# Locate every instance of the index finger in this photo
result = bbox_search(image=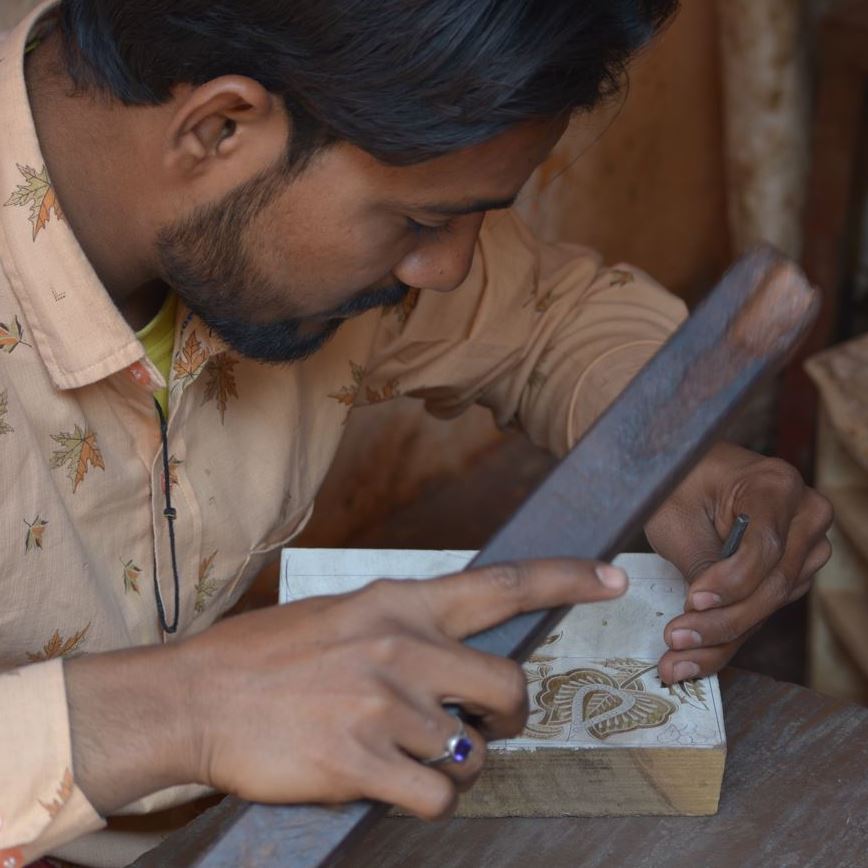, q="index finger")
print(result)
[414,558,628,640]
